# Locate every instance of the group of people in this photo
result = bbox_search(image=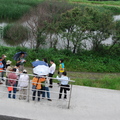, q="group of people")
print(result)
[0,53,70,102]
